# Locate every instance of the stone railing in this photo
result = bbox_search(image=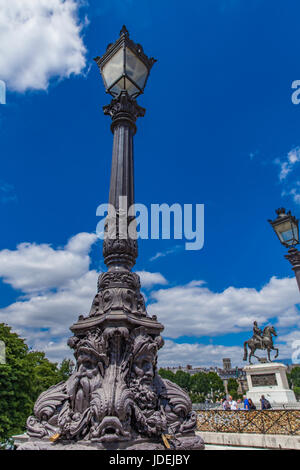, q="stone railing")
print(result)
[197,409,300,435]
